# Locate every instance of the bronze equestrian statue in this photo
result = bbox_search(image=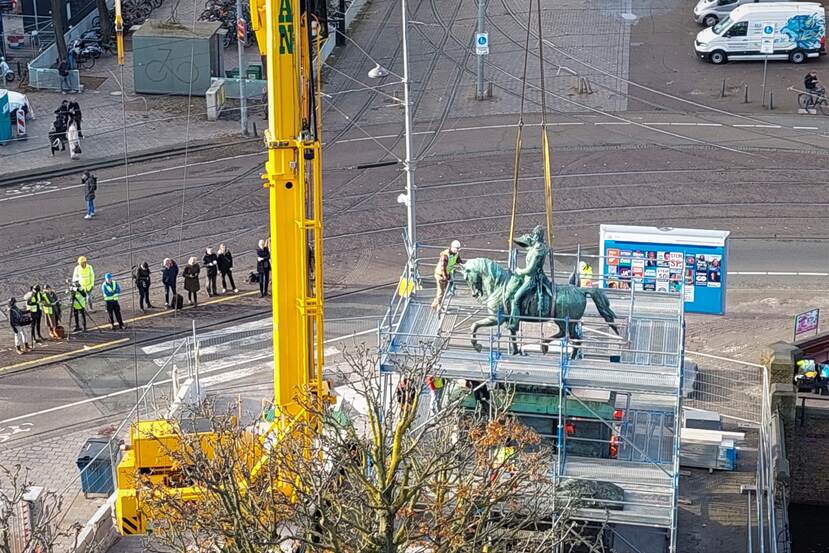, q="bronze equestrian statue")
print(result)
[459,226,618,356]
